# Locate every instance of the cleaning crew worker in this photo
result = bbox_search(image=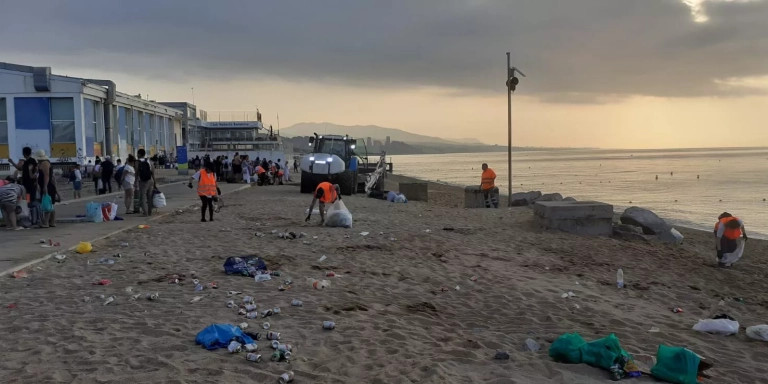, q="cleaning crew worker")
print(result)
[714,212,747,266]
[305,181,341,225]
[480,163,498,208]
[255,165,267,185]
[189,160,218,222]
